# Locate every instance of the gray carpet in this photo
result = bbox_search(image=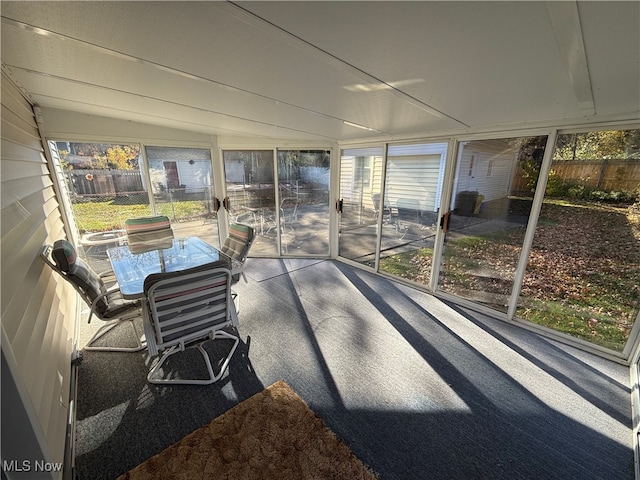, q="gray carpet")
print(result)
[74,258,633,480]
